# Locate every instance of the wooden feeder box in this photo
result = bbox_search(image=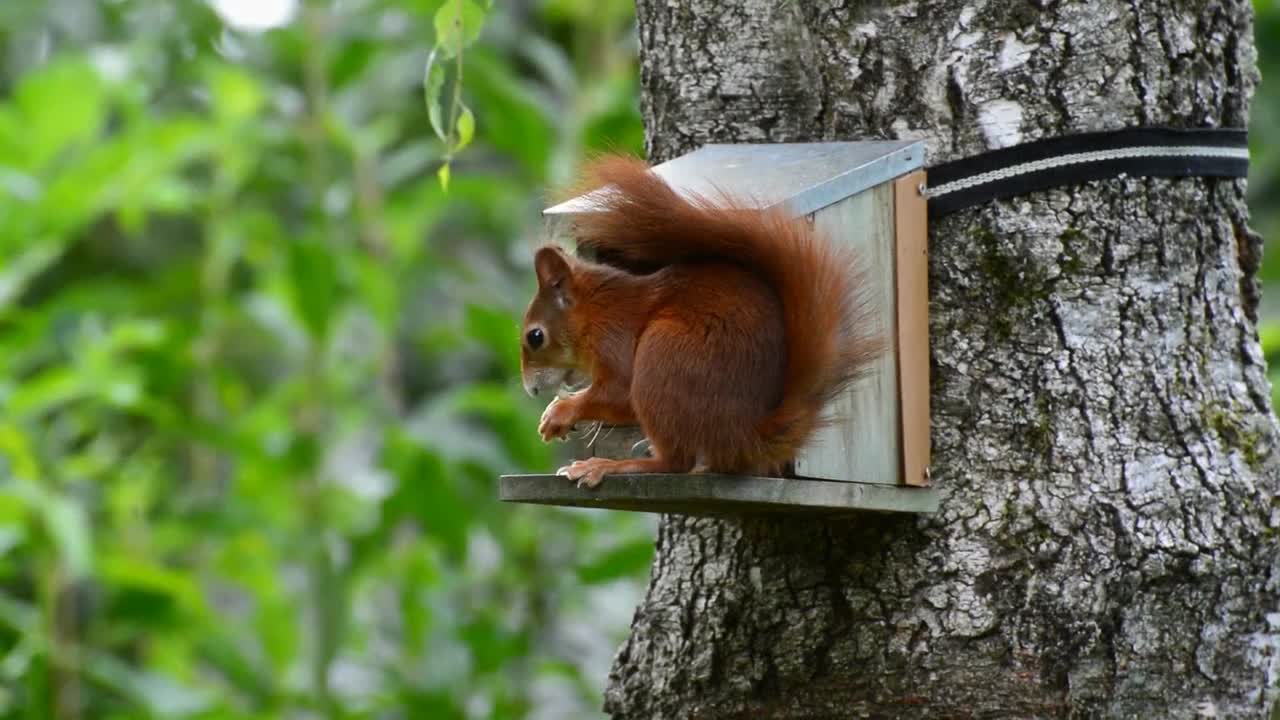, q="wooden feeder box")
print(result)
[500,142,936,516]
